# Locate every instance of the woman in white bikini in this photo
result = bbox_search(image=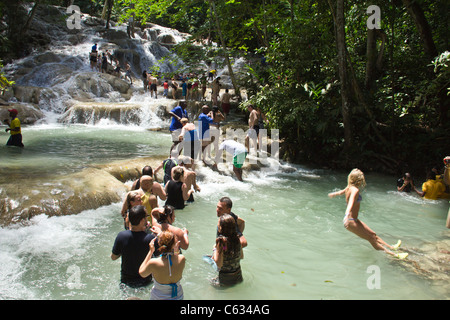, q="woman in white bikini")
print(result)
[328,168,407,259]
[139,231,185,300]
